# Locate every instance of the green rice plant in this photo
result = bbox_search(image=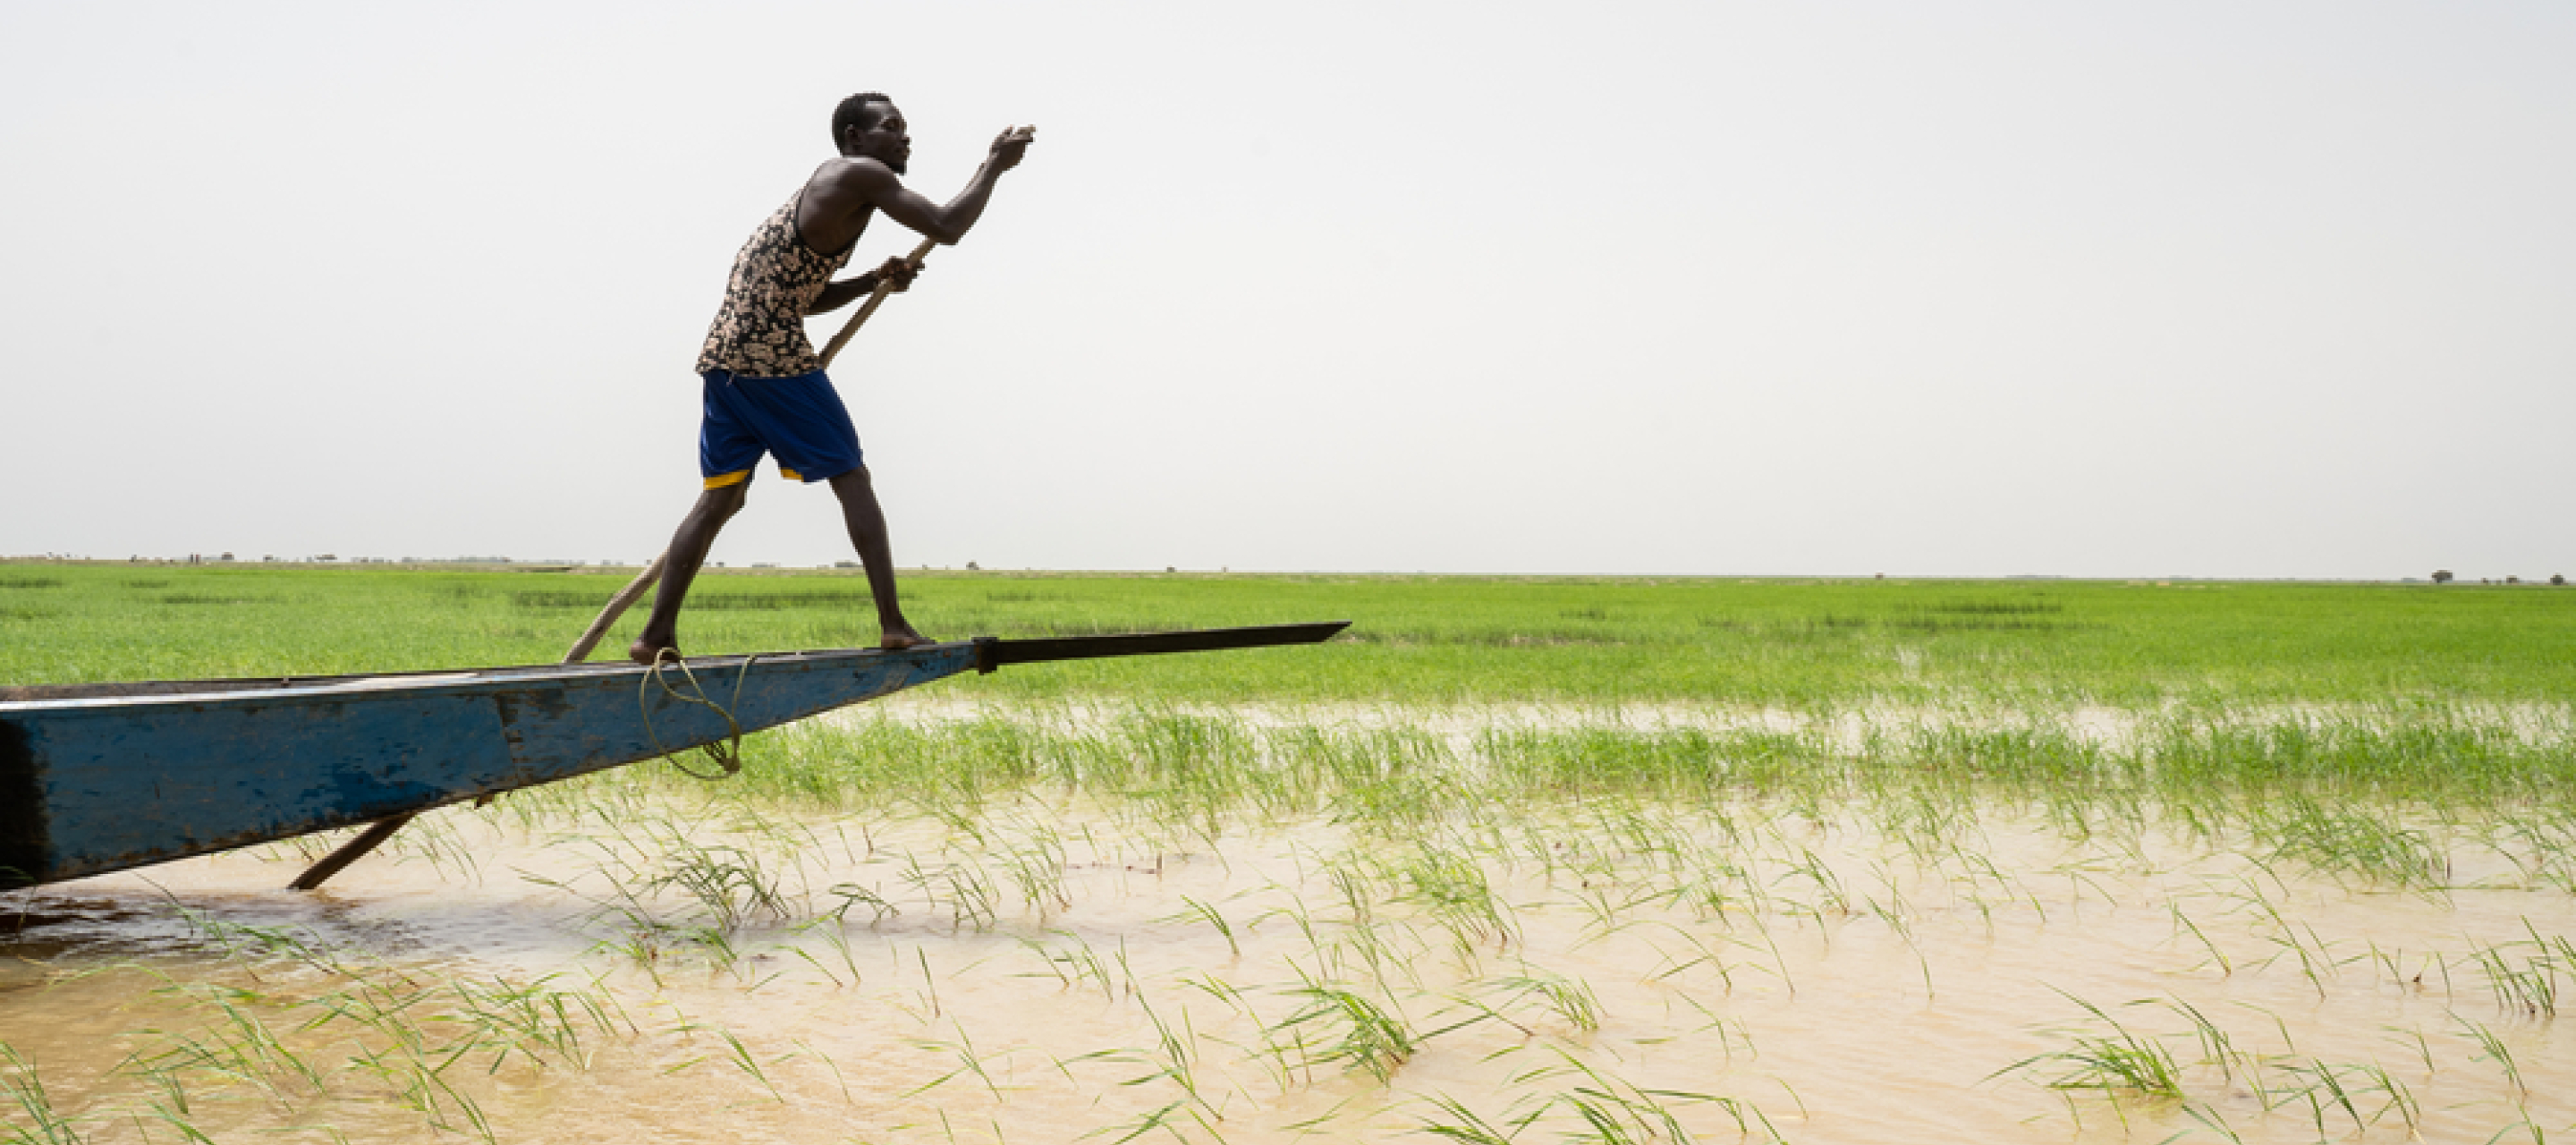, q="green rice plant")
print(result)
[894,849,1001,931]
[1165,896,1241,957]
[587,912,676,983]
[2265,1057,2423,1138]
[1320,852,1377,928]
[1385,843,1519,954]
[1108,937,1157,1005]
[1268,725,1454,808]
[906,1020,1013,1105]
[1082,1097,1231,1145]
[1327,754,1474,830]
[1411,1091,1542,1145]
[822,880,902,925]
[1887,724,2111,791]
[1055,1000,1225,1139]
[1132,994,1202,1091]
[1246,887,1324,948]
[377,807,485,883]
[1287,910,1416,995]
[108,917,644,1145]
[642,839,793,931]
[141,982,330,1099]
[730,717,1054,816]
[1567,883,1665,949]
[2453,1016,2530,1105]
[1537,1050,1750,1144]
[161,903,346,979]
[812,919,869,987]
[1479,727,1810,799]
[127,1067,216,1145]
[1859,782,1984,862]
[1774,846,1850,918]
[422,1063,498,1145]
[2157,997,2242,1082]
[2176,1100,2246,1144]
[718,1028,782,1102]
[996,825,1073,915]
[2224,885,2356,998]
[2357,1061,2423,1137]
[2247,793,2449,890]
[2486,806,2576,892]
[2144,715,2574,802]
[0,1044,85,1145]
[1020,932,1120,1000]
[1995,995,2186,1100]
[1118,711,1258,795]
[1860,869,1936,1001]
[1633,922,1742,998]
[681,923,746,974]
[1267,976,1419,1083]
[2168,904,2233,977]
[1484,972,1604,1034]
[782,938,852,988]
[784,1037,857,1107]
[1590,804,1705,879]
[2465,922,2573,1018]
[447,973,630,1070]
